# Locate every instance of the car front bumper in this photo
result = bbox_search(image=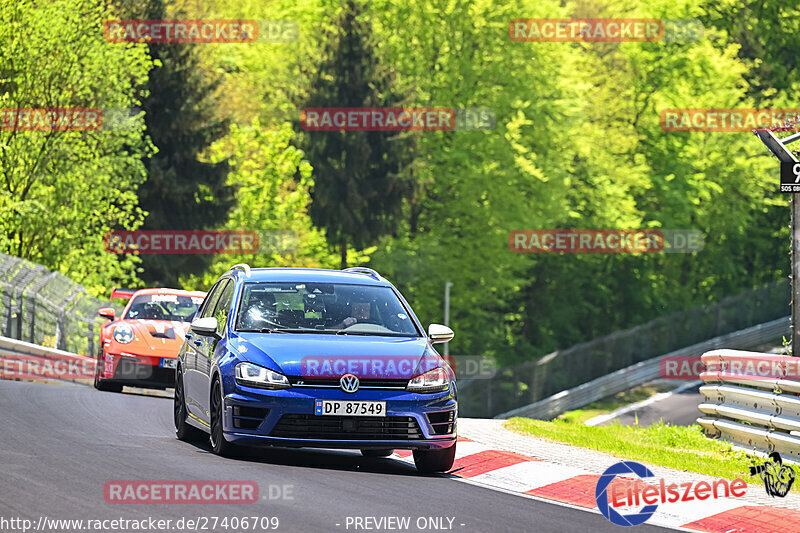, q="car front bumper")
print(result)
[102,352,176,388]
[221,381,457,450]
